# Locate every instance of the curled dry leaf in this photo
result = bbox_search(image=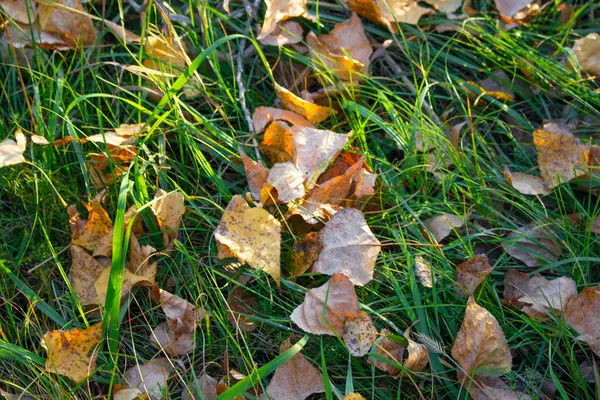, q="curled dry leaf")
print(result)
[415,256,435,288]
[533,129,589,188]
[345,0,434,31]
[115,358,173,400]
[0,130,26,168]
[0,0,37,24]
[455,254,493,297]
[267,162,306,202]
[103,19,141,44]
[69,245,108,307]
[82,123,145,146]
[252,106,314,134]
[260,120,295,164]
[266,339,325,400]
[503,169,551,196]
[290,274,360,335]
[501,223,561,267]
[573,33,600,76]
[240,150,269,202]
[403,327,429,373]
[312,208,380,286]
[152,189,185,251]
[291,232,322,277]
[343,311,378,357]
[214,195,281,285]
[228,275,258,332]
[423,213,465,242]
[30,134,50,145]
[41,321,103,383]
[93,205,143,258]
[368,329,405,377]
[306,13,373,80]
[318,150,363,184]
[451,297,512,379]
[565,285,600,357]
[67,193,113,255]
[275,85,333,126]
[257,0,314,45]
[260,20,304,46]
[37,0,97,46]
